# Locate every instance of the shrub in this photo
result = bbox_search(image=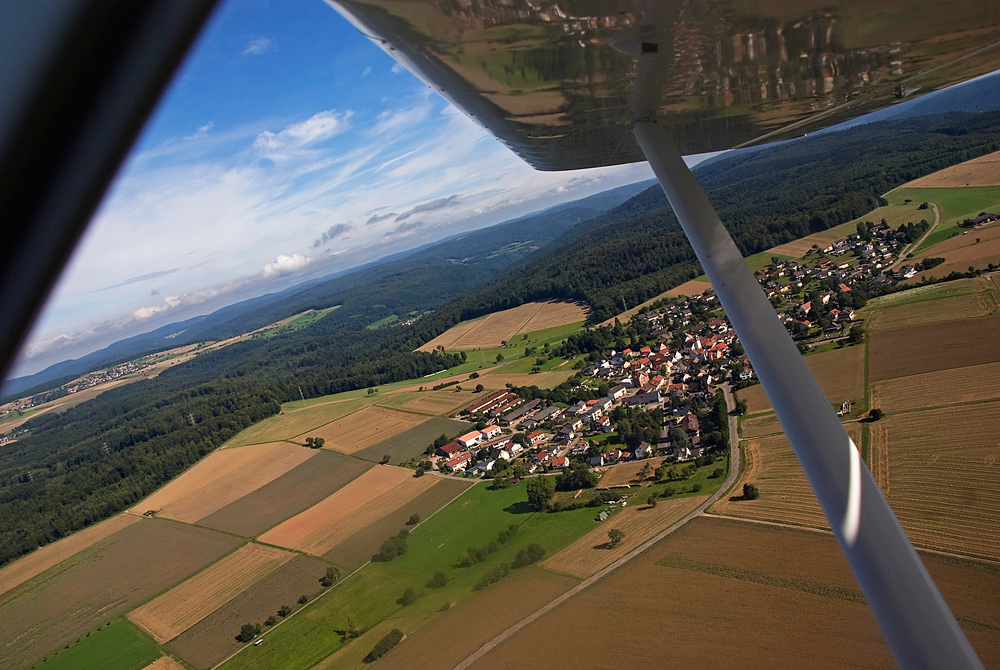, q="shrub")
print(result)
[237,622,261,643]
[398,587,418,606]
[743,483,760,500]
[364,628,404,662]
[430,571,448,588]
[298,594,309,605]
